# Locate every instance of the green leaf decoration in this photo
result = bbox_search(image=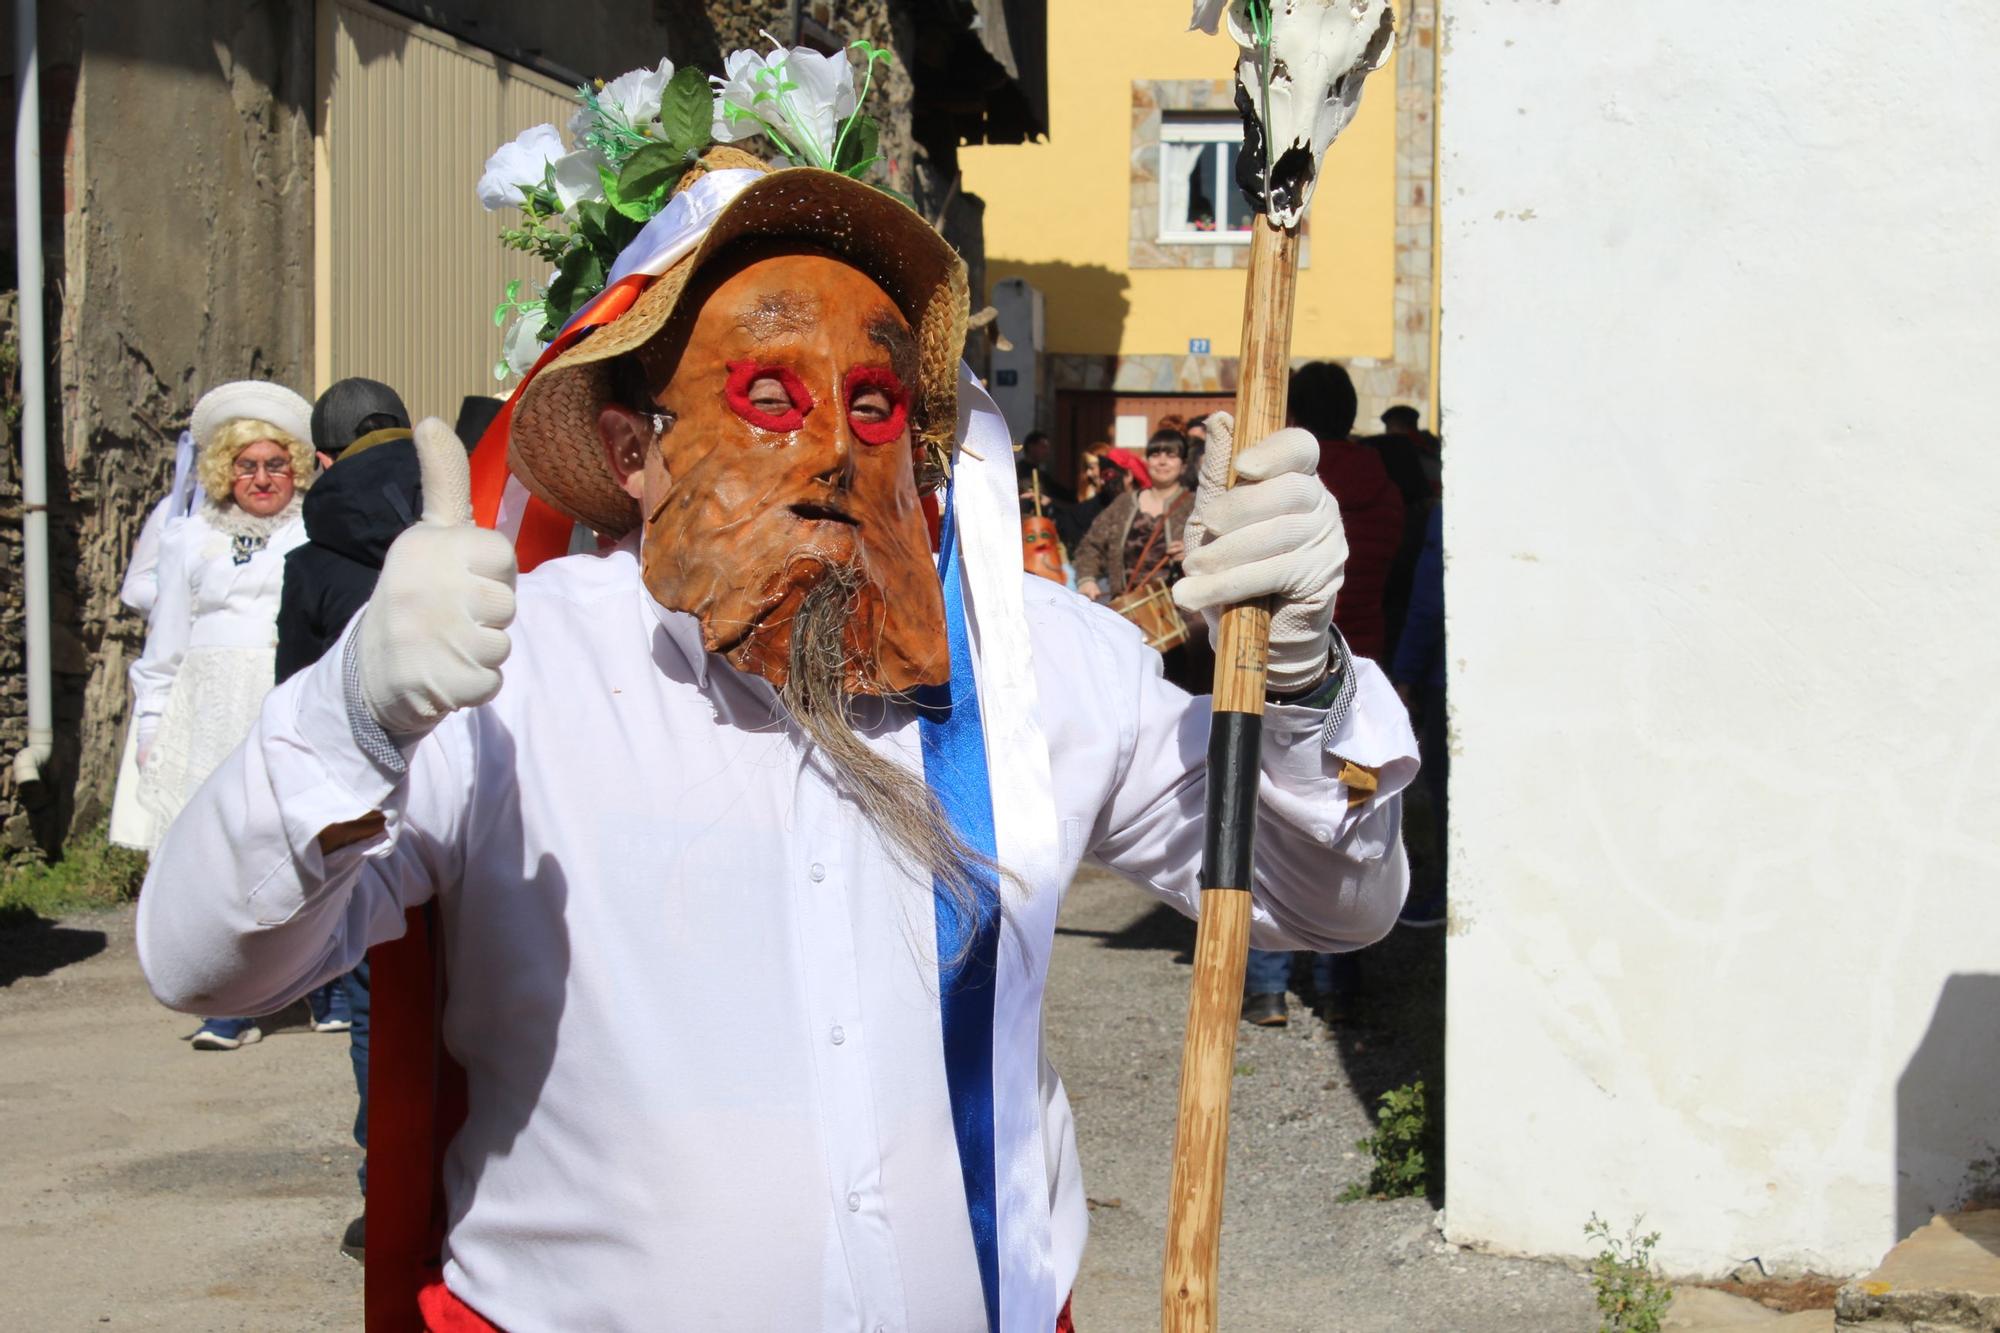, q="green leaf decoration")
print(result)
[617,142,689,208]
[602,206,643,253]
[600,164,638,221]
[657,66,715,158]
[570,199,612,252]
[835,112,879,176]
[542,244,608,337]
